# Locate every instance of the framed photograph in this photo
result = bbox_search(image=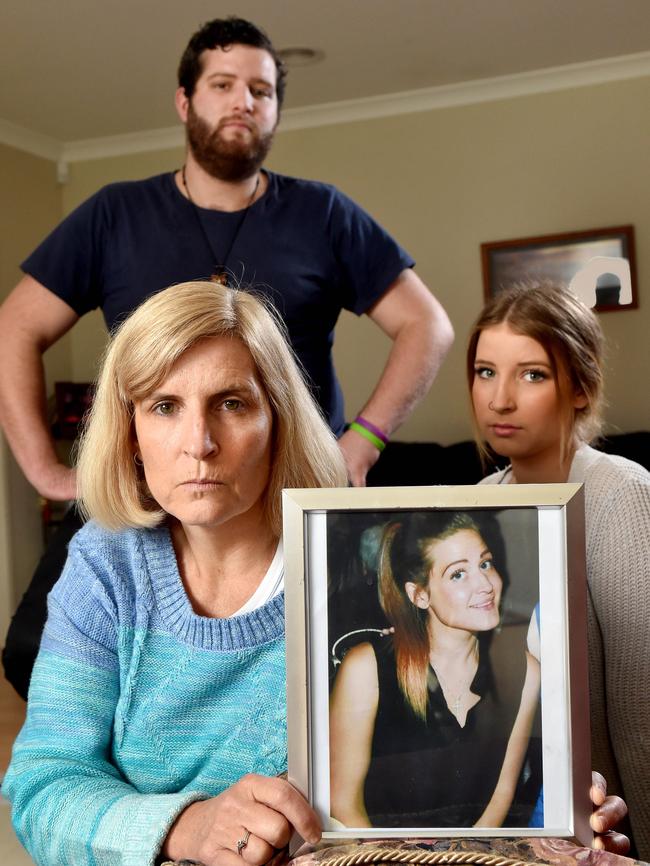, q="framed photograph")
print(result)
[284,484,591,844]
[481,225,637,312]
